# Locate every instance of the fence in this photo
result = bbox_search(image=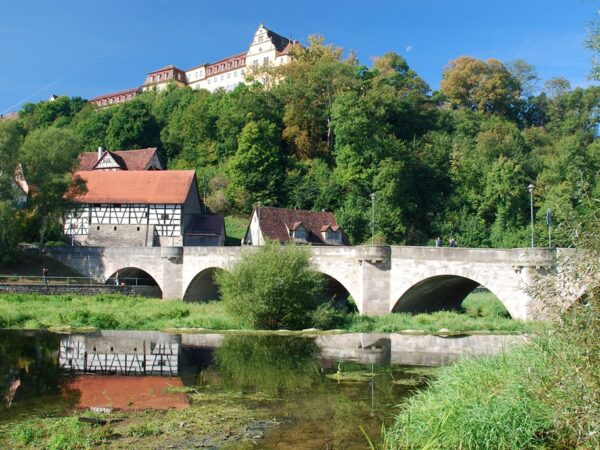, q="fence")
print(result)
[0,275,156,286]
